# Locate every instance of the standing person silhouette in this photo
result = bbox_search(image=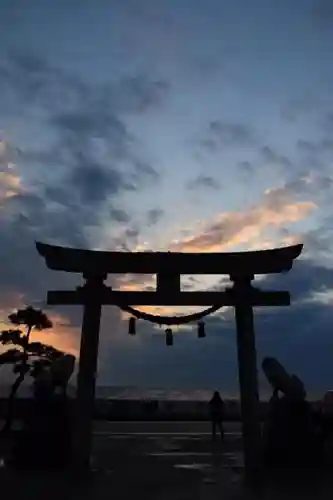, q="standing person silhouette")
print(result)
[209,391,225,442]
